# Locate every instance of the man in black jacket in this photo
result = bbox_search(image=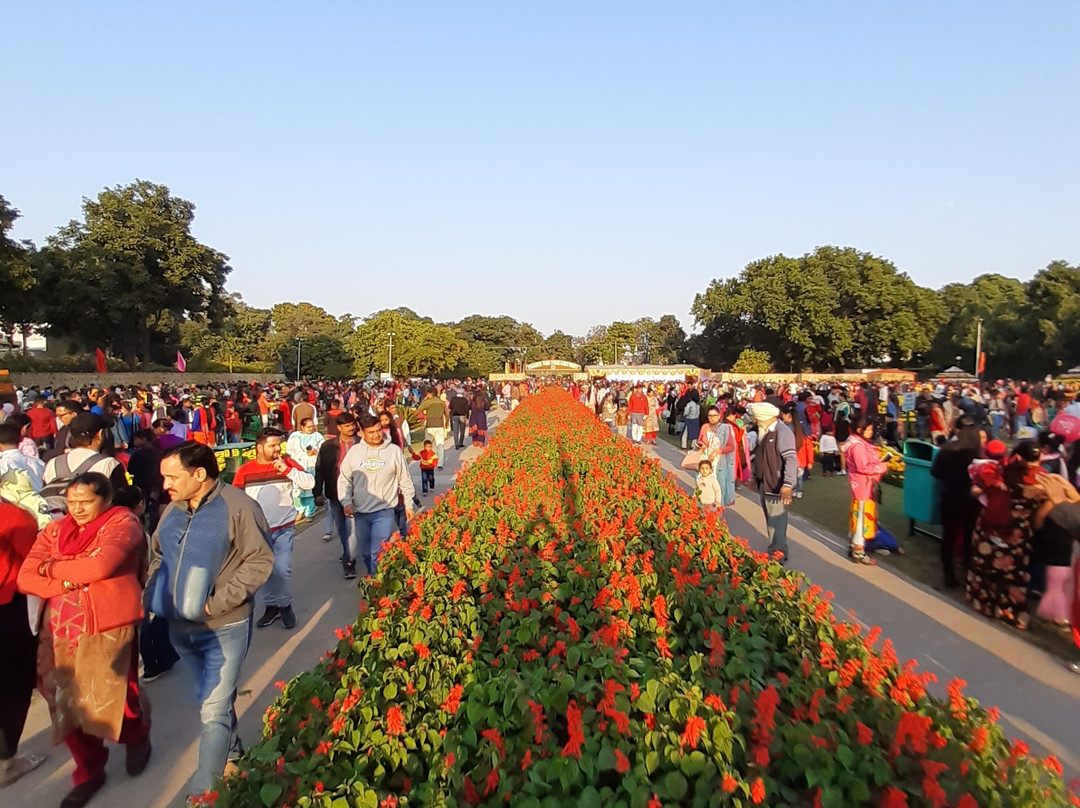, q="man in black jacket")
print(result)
[449,390,471,450]
[312,412,360,578]
[748,402,797,565]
